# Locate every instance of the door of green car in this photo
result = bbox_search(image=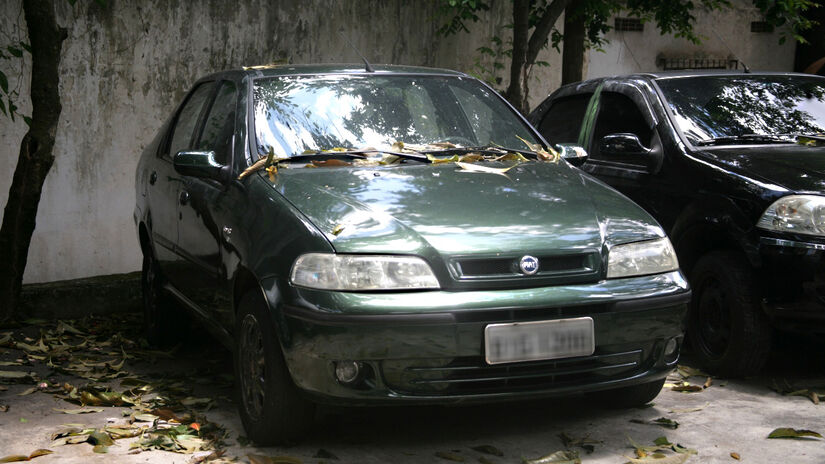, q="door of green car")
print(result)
[175,79,238,327]
[151,81,216,282]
